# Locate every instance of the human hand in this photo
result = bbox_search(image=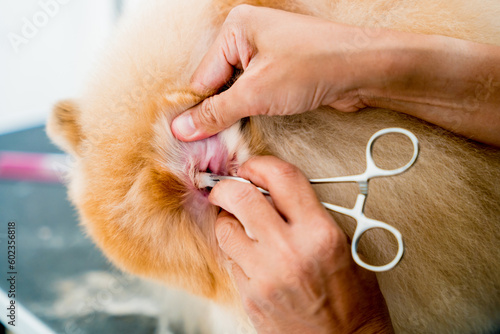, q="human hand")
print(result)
[209,156,394,334]
[171,5,389,141]
[171,5,500,145]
